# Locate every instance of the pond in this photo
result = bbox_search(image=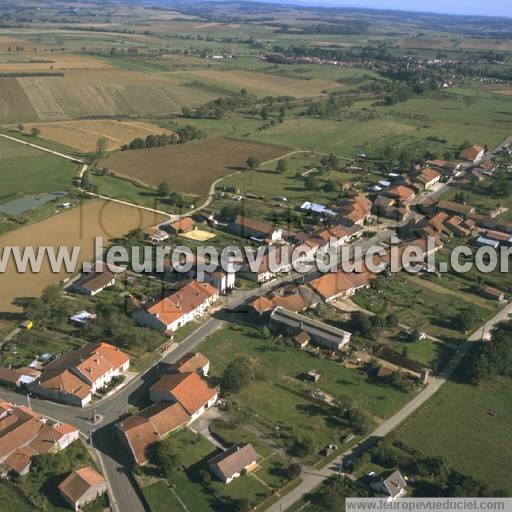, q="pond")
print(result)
[0,191,67,216]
